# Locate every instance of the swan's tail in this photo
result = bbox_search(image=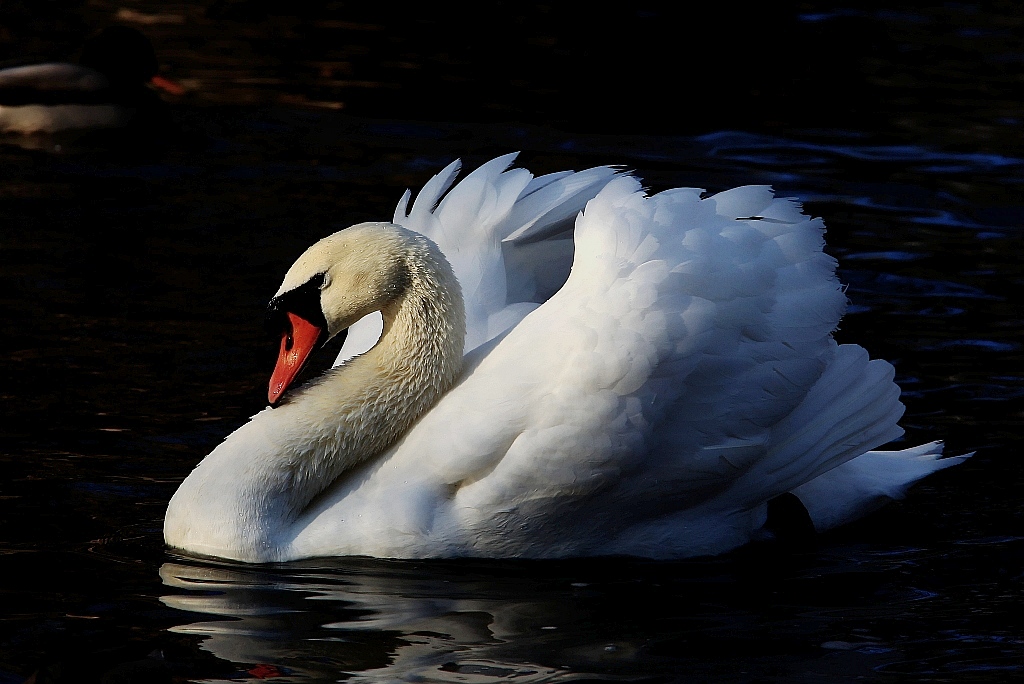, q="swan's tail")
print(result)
[790,441,972,531]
